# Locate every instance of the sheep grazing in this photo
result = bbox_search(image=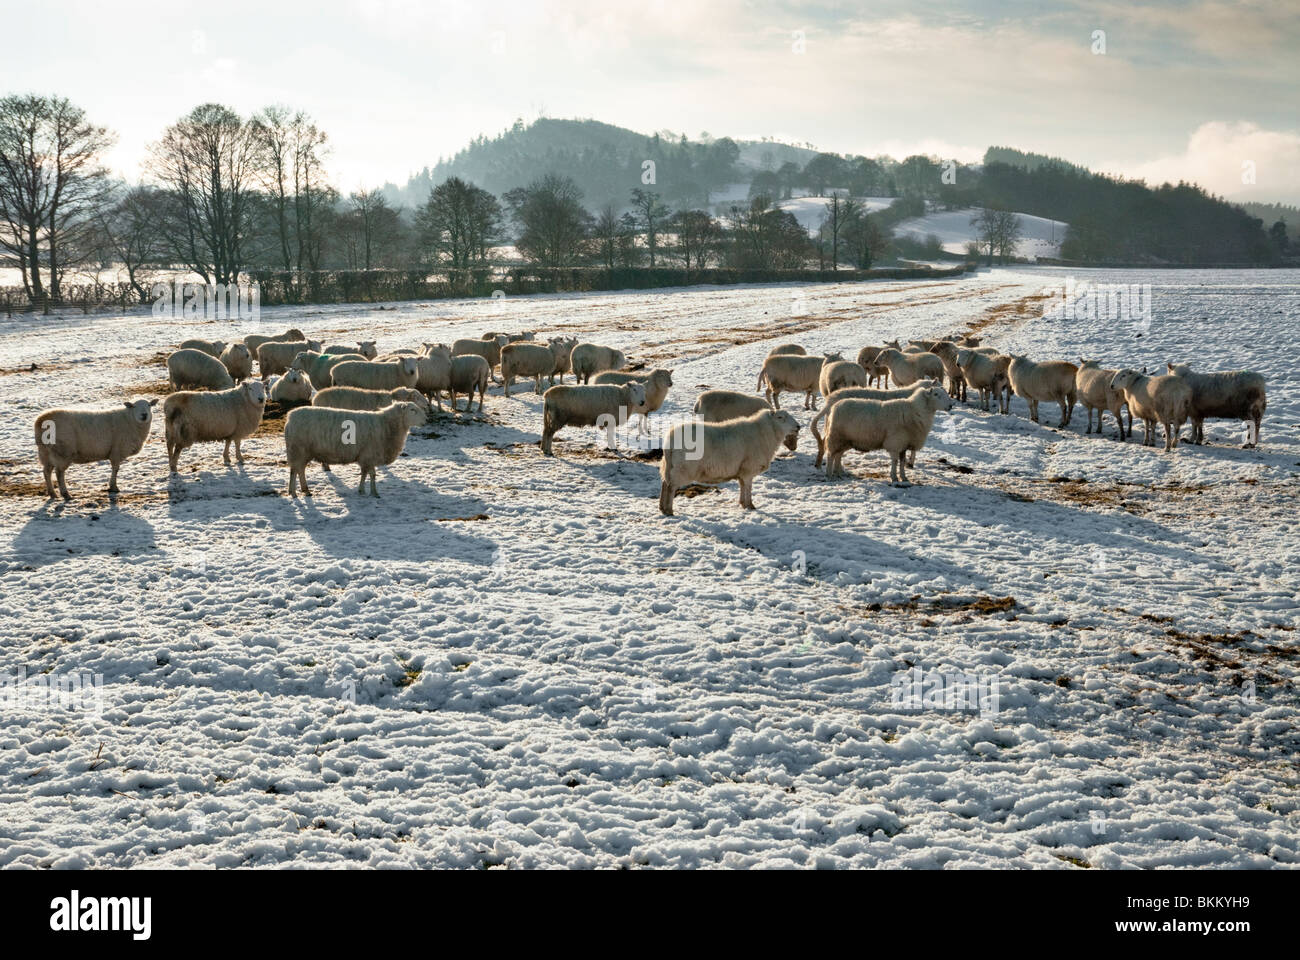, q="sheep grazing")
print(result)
[757,352,843,410]
[856,345,888,387]
[818,360,868,398]
[219,343,253,383]
[285,401,426,497]
[767,343,807,357]
[452,336,508,382]
[692,391,795,447]
[569,342,627,384]
[168,348,235,392]
[270,368,314,407]
[1075,360,1131,440]
[34,398,156,499]
[874,348,946,389]
[502,340,569,396]
[658,409,799,516]
[1165,363,1267,448]
[314,386,431,418]
[244,328,305,355]
[823,384,953,486]
[808,381,941,468]
[323,341,378,359]
[411,344,452,409]
[541,382,647,456]
[330,357,420,392]
[1109,369,1192,451]
[256,339,310,378]
[179,338,225,357]
[1008,356,1078,427]
[449,354,490,413]
[592,368,674,432]
[956,350,1008,413]
[163,380,267,475]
